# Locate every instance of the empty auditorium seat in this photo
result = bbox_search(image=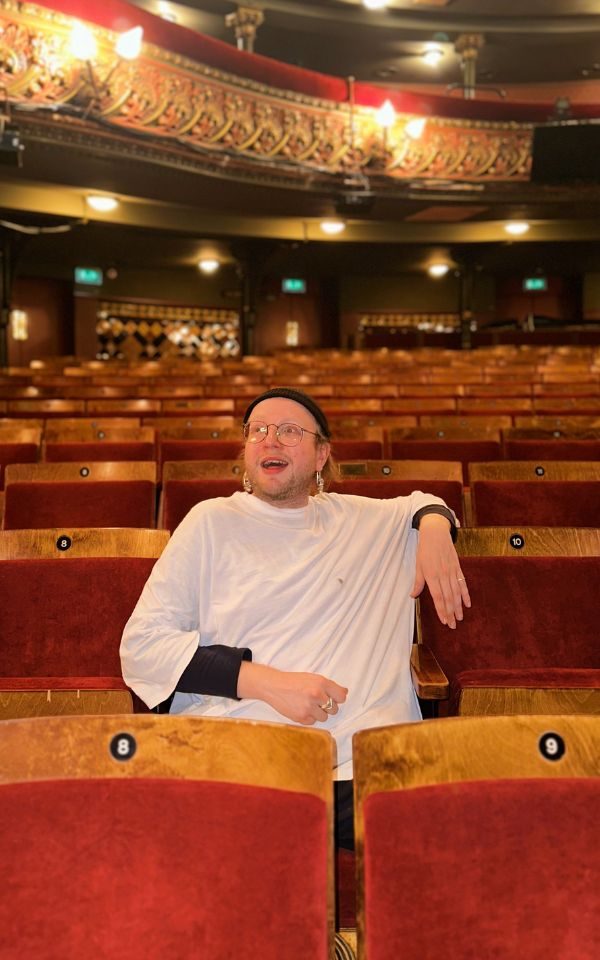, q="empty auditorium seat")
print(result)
[159,462,243,531]
[3,462,157,529]
[503,428,600,461]
[43,427,156,463]
[470,461,600,526]
[159,436,243,475]
[416,527,600,717]
[0,714,333,959]
[0,527,168,717]
[329,460,464,524]
[354,715,600,960]
[0,427,41,489]
[387,428,502,483]
[161,398,236,416]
